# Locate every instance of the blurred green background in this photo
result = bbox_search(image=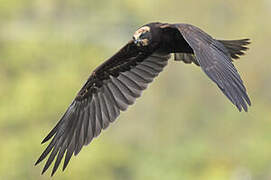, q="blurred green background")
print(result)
[0,0,271,179]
